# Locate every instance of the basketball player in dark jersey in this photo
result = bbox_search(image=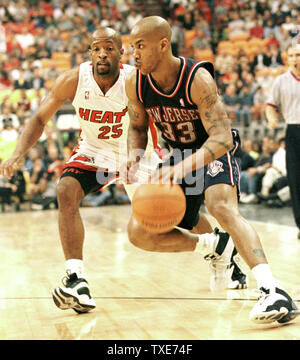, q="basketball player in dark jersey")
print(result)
[125,16,298,324]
